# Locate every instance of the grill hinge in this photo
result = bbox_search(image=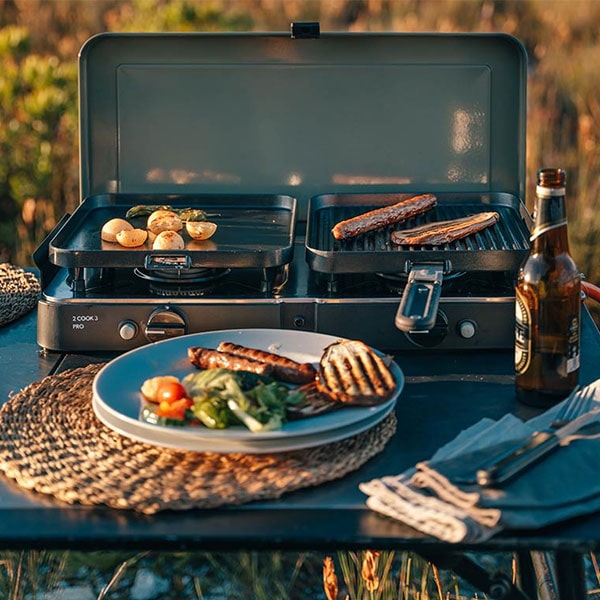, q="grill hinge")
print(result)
[290,22,320,39]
